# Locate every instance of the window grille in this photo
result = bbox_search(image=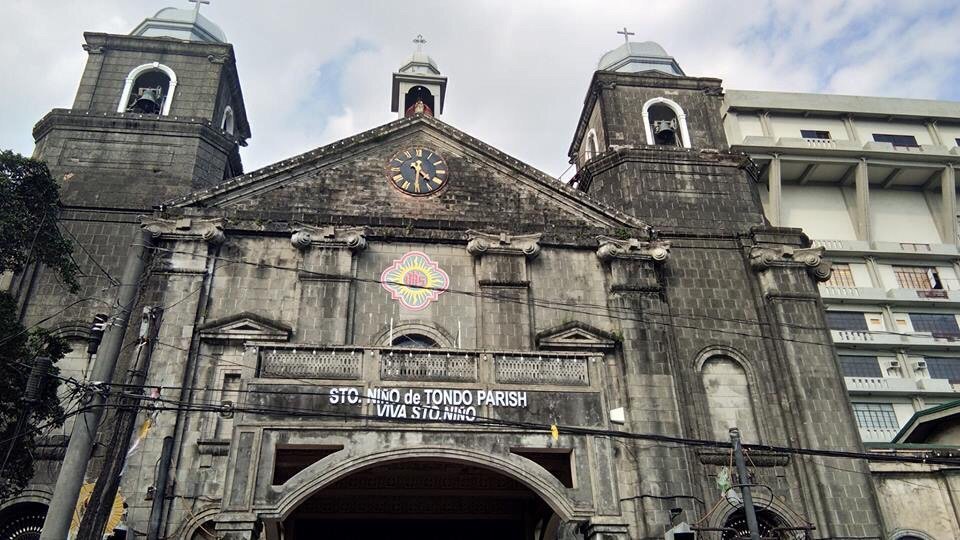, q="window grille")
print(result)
[925,357,960,383]
[893,266,940,289]
[851,402,898,430]
[825,311,868,331]
[908,313,960,339]
[839,356,882,378]
[872,133,919,148]
[824,263,856,287]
